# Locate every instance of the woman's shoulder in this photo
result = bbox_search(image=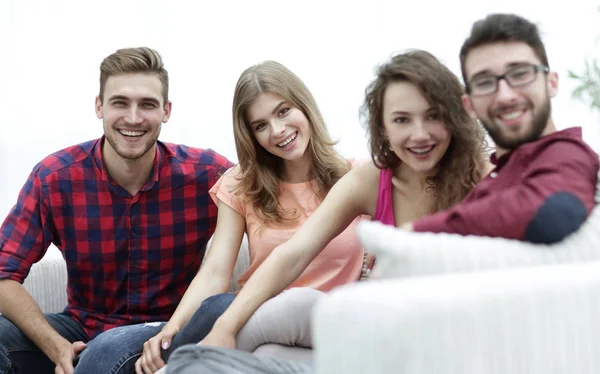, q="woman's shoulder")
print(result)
[218,164,243,183]
[214,164,244,195]
[340,159,381,186]
[346,157,371,169]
